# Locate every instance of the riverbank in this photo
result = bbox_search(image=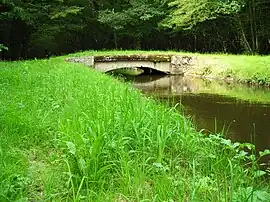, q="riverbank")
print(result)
[0,56,270,201]
[186,54,270,86]
[66,50,270,86]
[132,75,270,104]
